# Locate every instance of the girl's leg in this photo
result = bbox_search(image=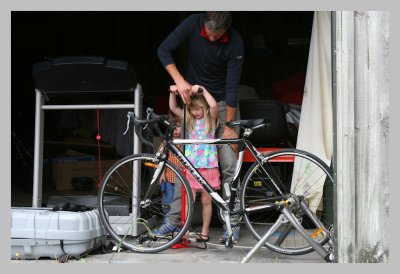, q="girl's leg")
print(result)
[200,190,212,237]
